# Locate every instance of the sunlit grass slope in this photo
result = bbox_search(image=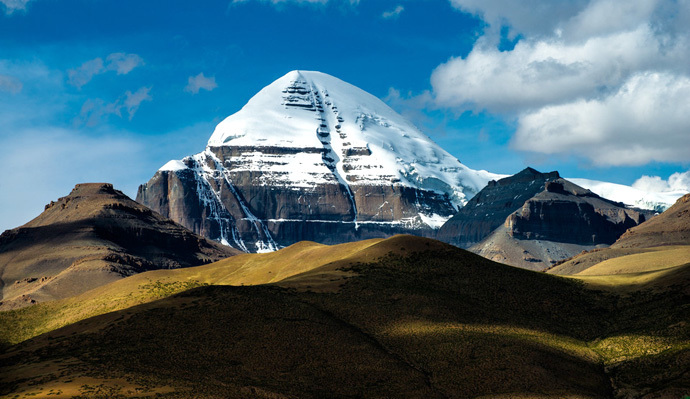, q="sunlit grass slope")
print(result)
[0,237,389,348]
[1,235,688,398]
